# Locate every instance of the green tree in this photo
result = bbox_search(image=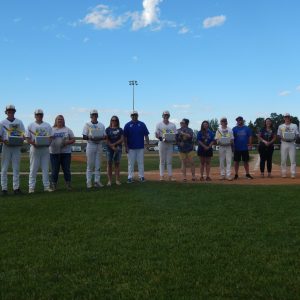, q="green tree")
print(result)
[209,118,219,132]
